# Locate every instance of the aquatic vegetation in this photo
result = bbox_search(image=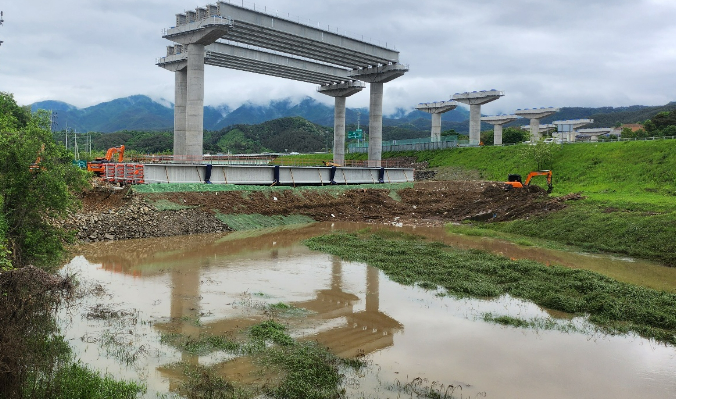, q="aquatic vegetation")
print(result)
[304,231,676,344]
[161,321,365,399]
